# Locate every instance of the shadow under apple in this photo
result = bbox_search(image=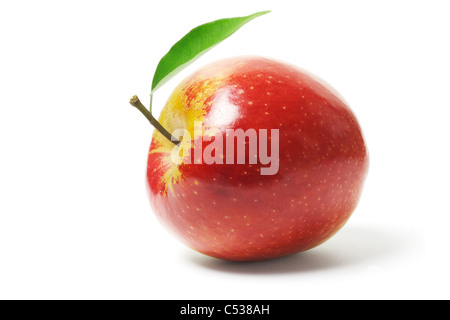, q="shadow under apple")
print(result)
[185,225,420,275]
